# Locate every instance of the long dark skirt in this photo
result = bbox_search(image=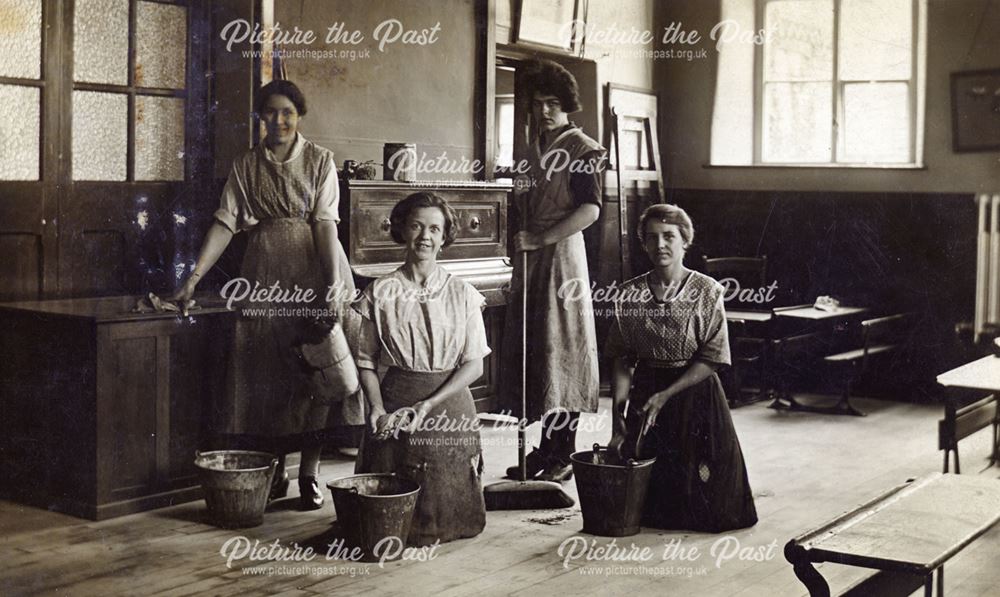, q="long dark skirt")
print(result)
[623,362,758,533]
[355,367,486,546]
